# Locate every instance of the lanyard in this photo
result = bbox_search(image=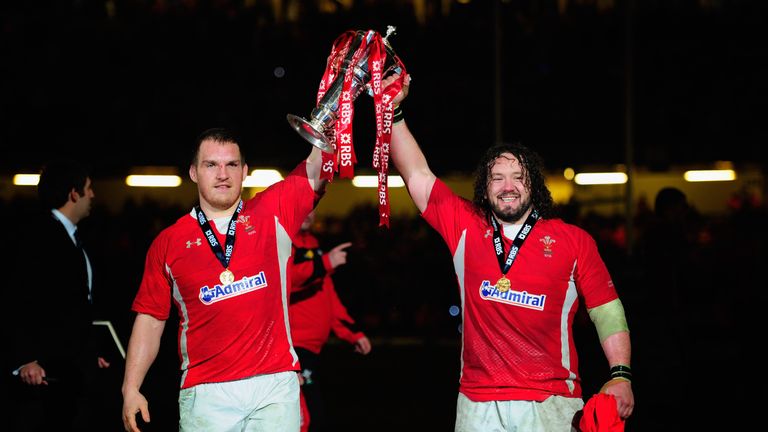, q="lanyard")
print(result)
[195,200,243,284]
[489,209,539,285]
